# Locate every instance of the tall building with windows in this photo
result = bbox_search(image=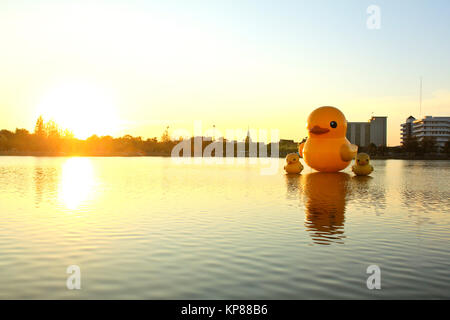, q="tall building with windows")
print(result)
[400,116,416,144]
[369,116,387,146]
[401,115,450,150]
[346,122,370,147]
[346,116,387,147]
